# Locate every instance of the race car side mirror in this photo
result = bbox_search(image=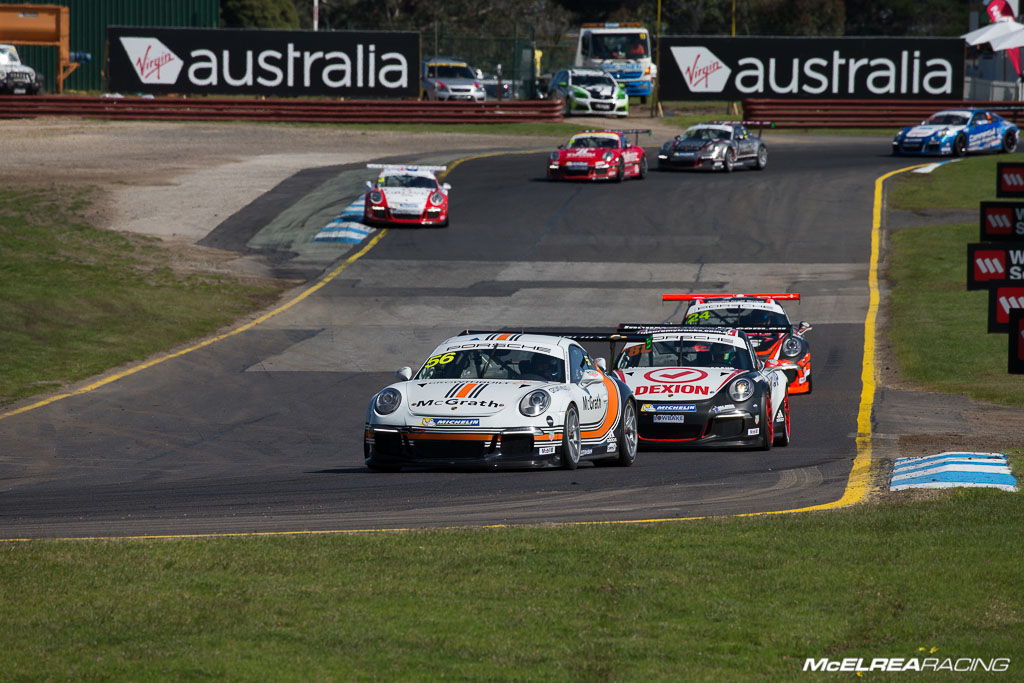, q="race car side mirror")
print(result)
[580,369,603,386]
[594,357,607,371]
[396,366,412,381]
[365,180,373,189]
[442,183,451,191]
[558,144,564,149]
[798,321,812,332]
[558,81,567,87]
